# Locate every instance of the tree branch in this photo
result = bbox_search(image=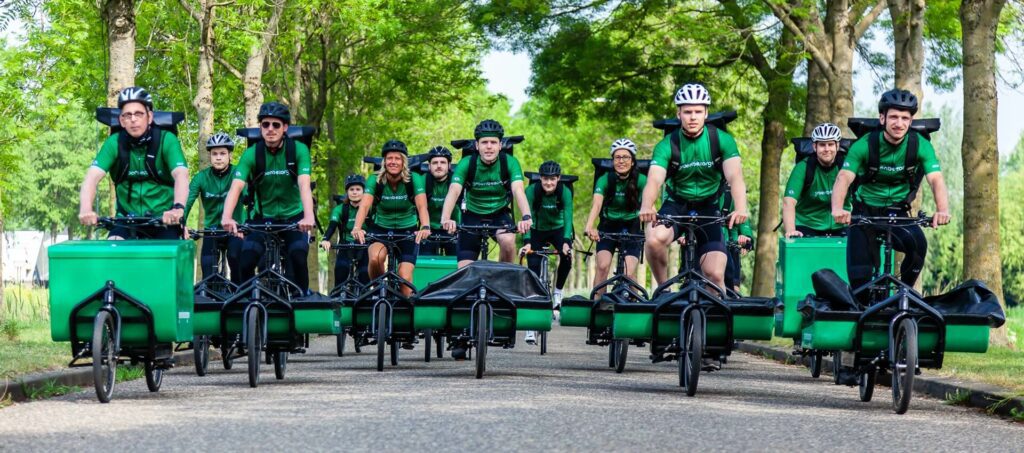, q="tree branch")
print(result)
[213,52,243,80]
[763,0,835,82]
[177,0,202,23]
[853,0,887,42]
